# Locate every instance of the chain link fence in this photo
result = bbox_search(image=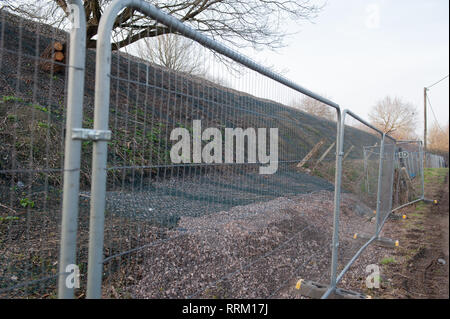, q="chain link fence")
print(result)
[1,0,442,299]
